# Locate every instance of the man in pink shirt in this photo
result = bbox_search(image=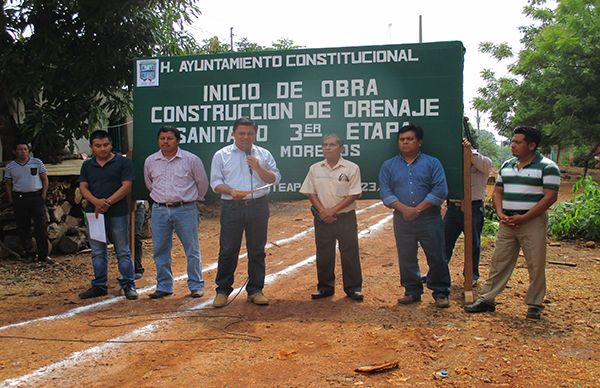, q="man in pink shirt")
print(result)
[144,126,209,299]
